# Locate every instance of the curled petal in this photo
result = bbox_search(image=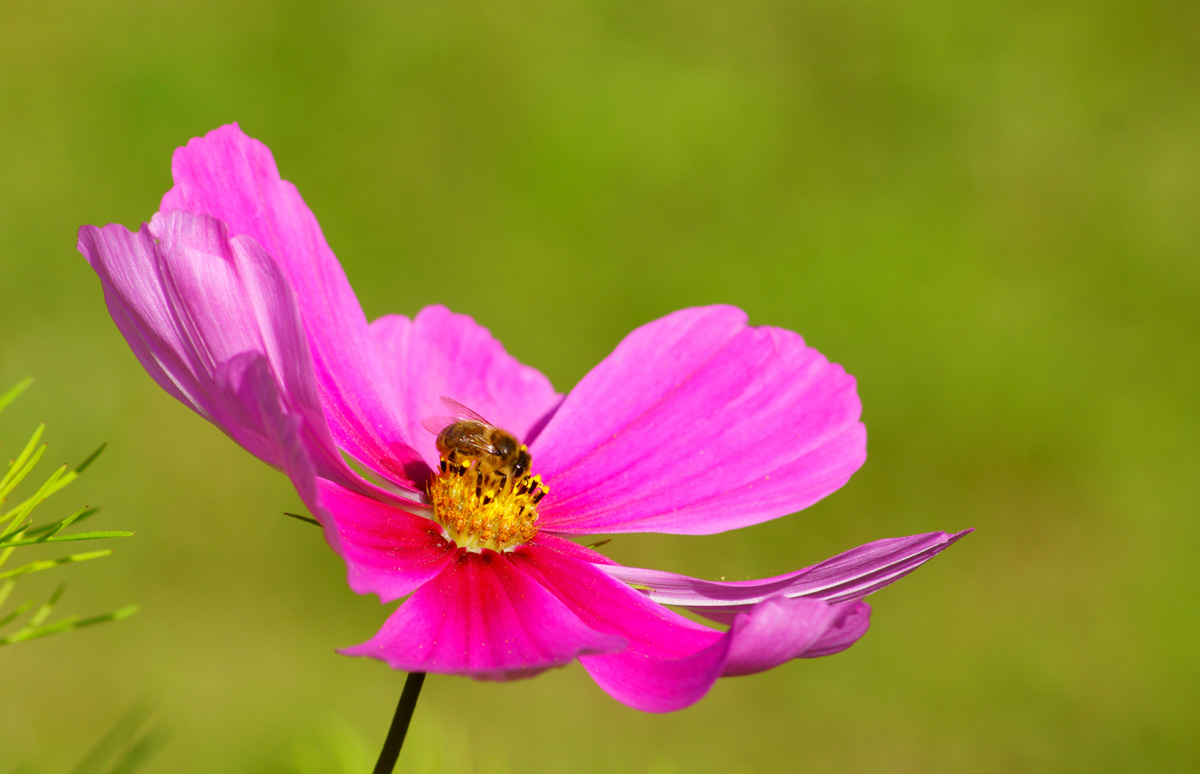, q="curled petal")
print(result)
[532,305,866,535]
[522,543,858,712]
[161,123,425,489]
[803,601,872,658]
[78,211,368,496]
[599,530,971,622]
[370,305,562,475]
[580,593,868,711]
[341,549,625,679]
[719,595,842,676]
